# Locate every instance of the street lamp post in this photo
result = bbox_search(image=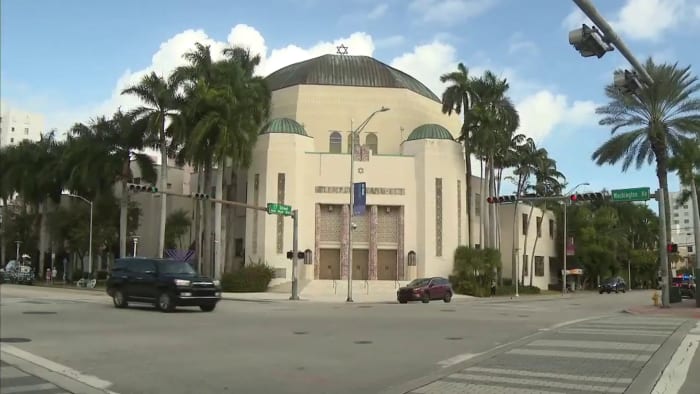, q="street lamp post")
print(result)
[347,106,390,302]
[563,182,589,295]
[15,240,22,261]
[133,236,140,257]
[63,193,93,276]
